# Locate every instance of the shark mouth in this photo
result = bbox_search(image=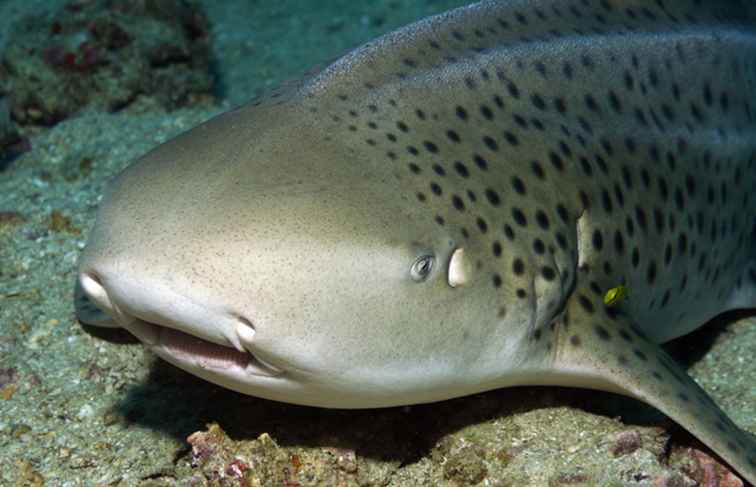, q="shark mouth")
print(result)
[123,318,283,378]
[77,271,283,378]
